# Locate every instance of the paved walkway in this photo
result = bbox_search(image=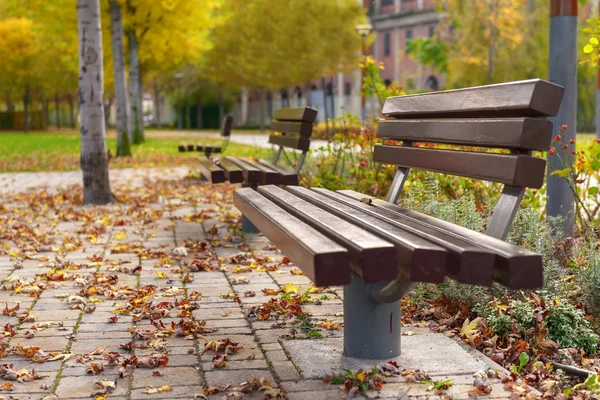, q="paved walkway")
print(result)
[0,169,516,399]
